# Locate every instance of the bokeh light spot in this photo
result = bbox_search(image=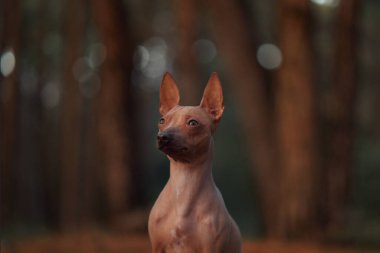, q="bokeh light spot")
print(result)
[73,58,93,83]
[88,43,107,69]
[256,44,282,70]
[192,39,217,64]
[310,0,339,7]
[133,46,150,70]
[141,37,168,79]
[41,82,60,109]
[1,50,16,77]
